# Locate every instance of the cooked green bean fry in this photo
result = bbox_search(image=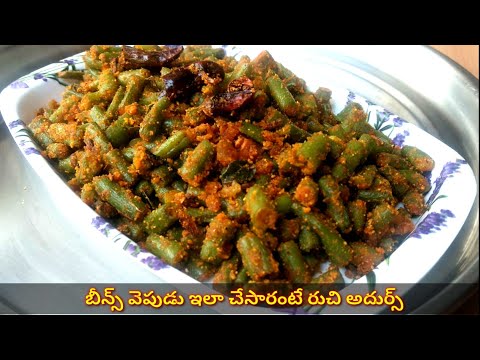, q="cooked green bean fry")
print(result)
[30,45,435,288]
